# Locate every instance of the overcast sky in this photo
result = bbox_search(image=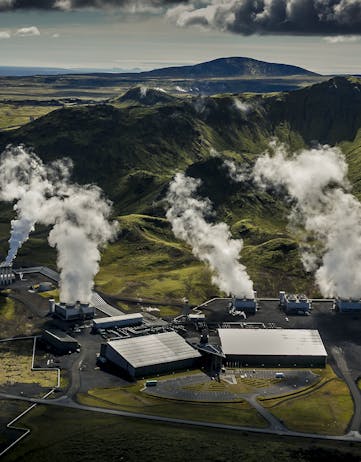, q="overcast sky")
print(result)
[0,2,360,74]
